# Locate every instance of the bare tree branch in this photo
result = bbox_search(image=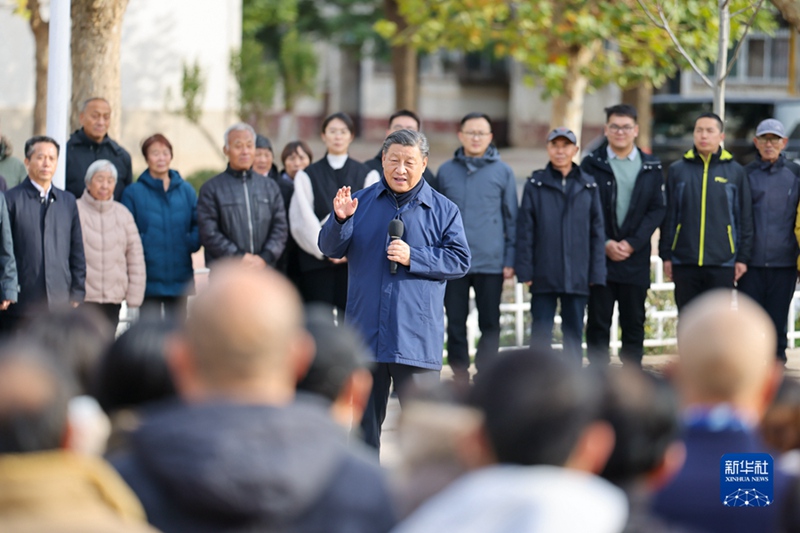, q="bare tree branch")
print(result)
[723,0,766,80]
[636,0,714,87]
